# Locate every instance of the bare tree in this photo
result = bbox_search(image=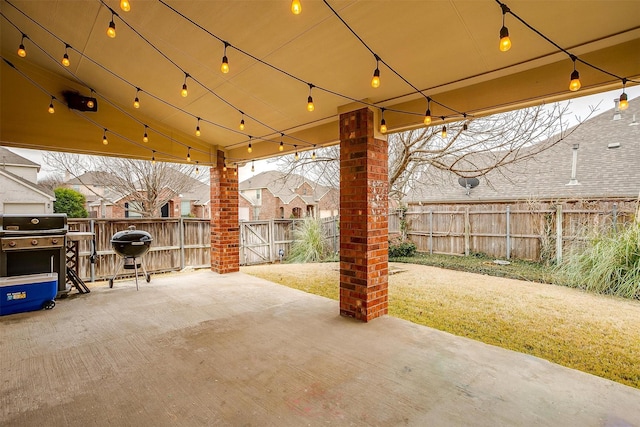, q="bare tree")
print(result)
[43,152,203,217]
[277,103,595,202]
[37,173,65,193]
